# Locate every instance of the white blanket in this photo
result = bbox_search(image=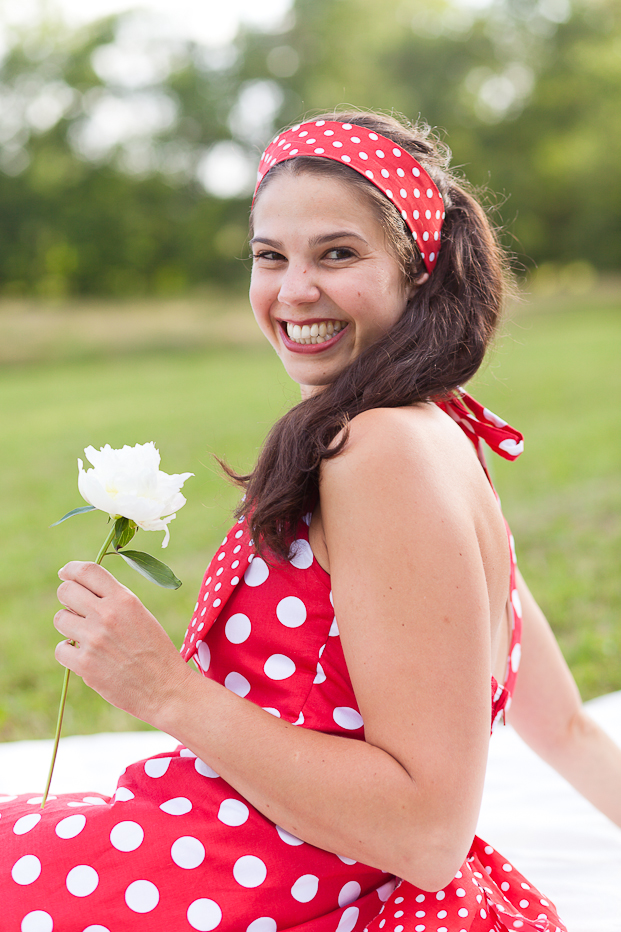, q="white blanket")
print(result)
[2,692,620,931]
